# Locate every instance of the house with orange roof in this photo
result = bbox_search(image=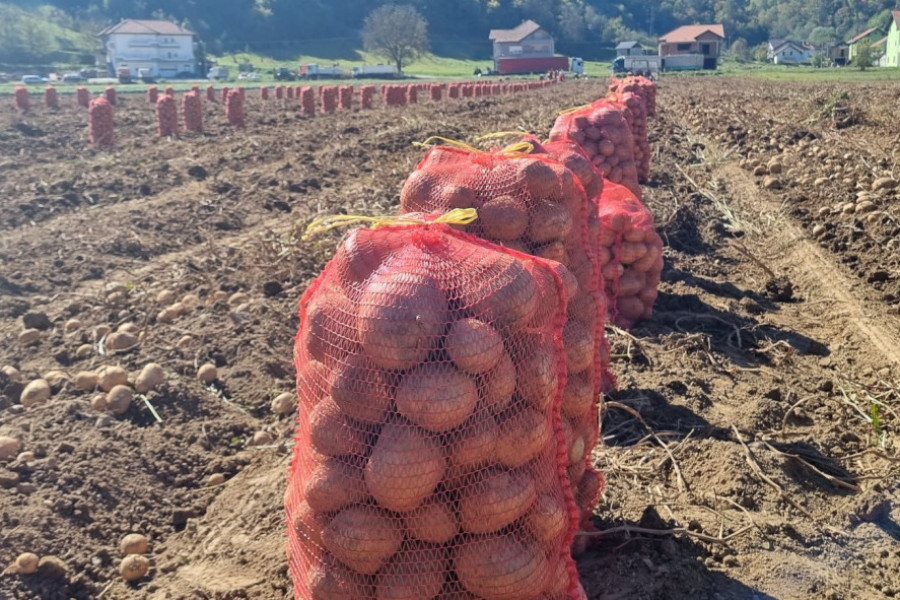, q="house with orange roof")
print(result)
[846,27,881,64]
[658,24,725,70]
[886,11,900,67]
